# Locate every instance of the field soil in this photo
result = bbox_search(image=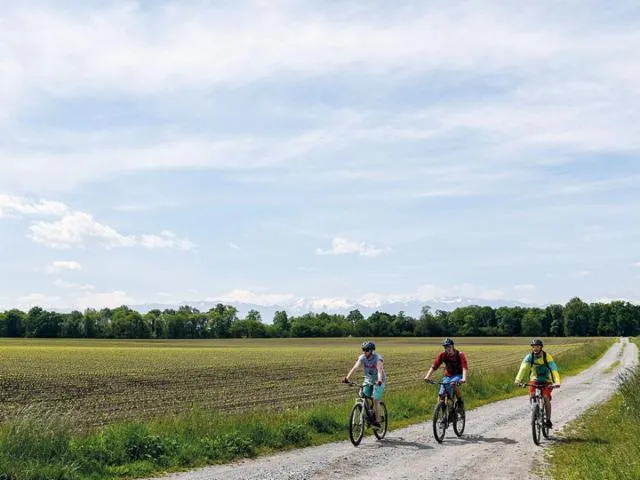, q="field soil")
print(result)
[143,338,637,480]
